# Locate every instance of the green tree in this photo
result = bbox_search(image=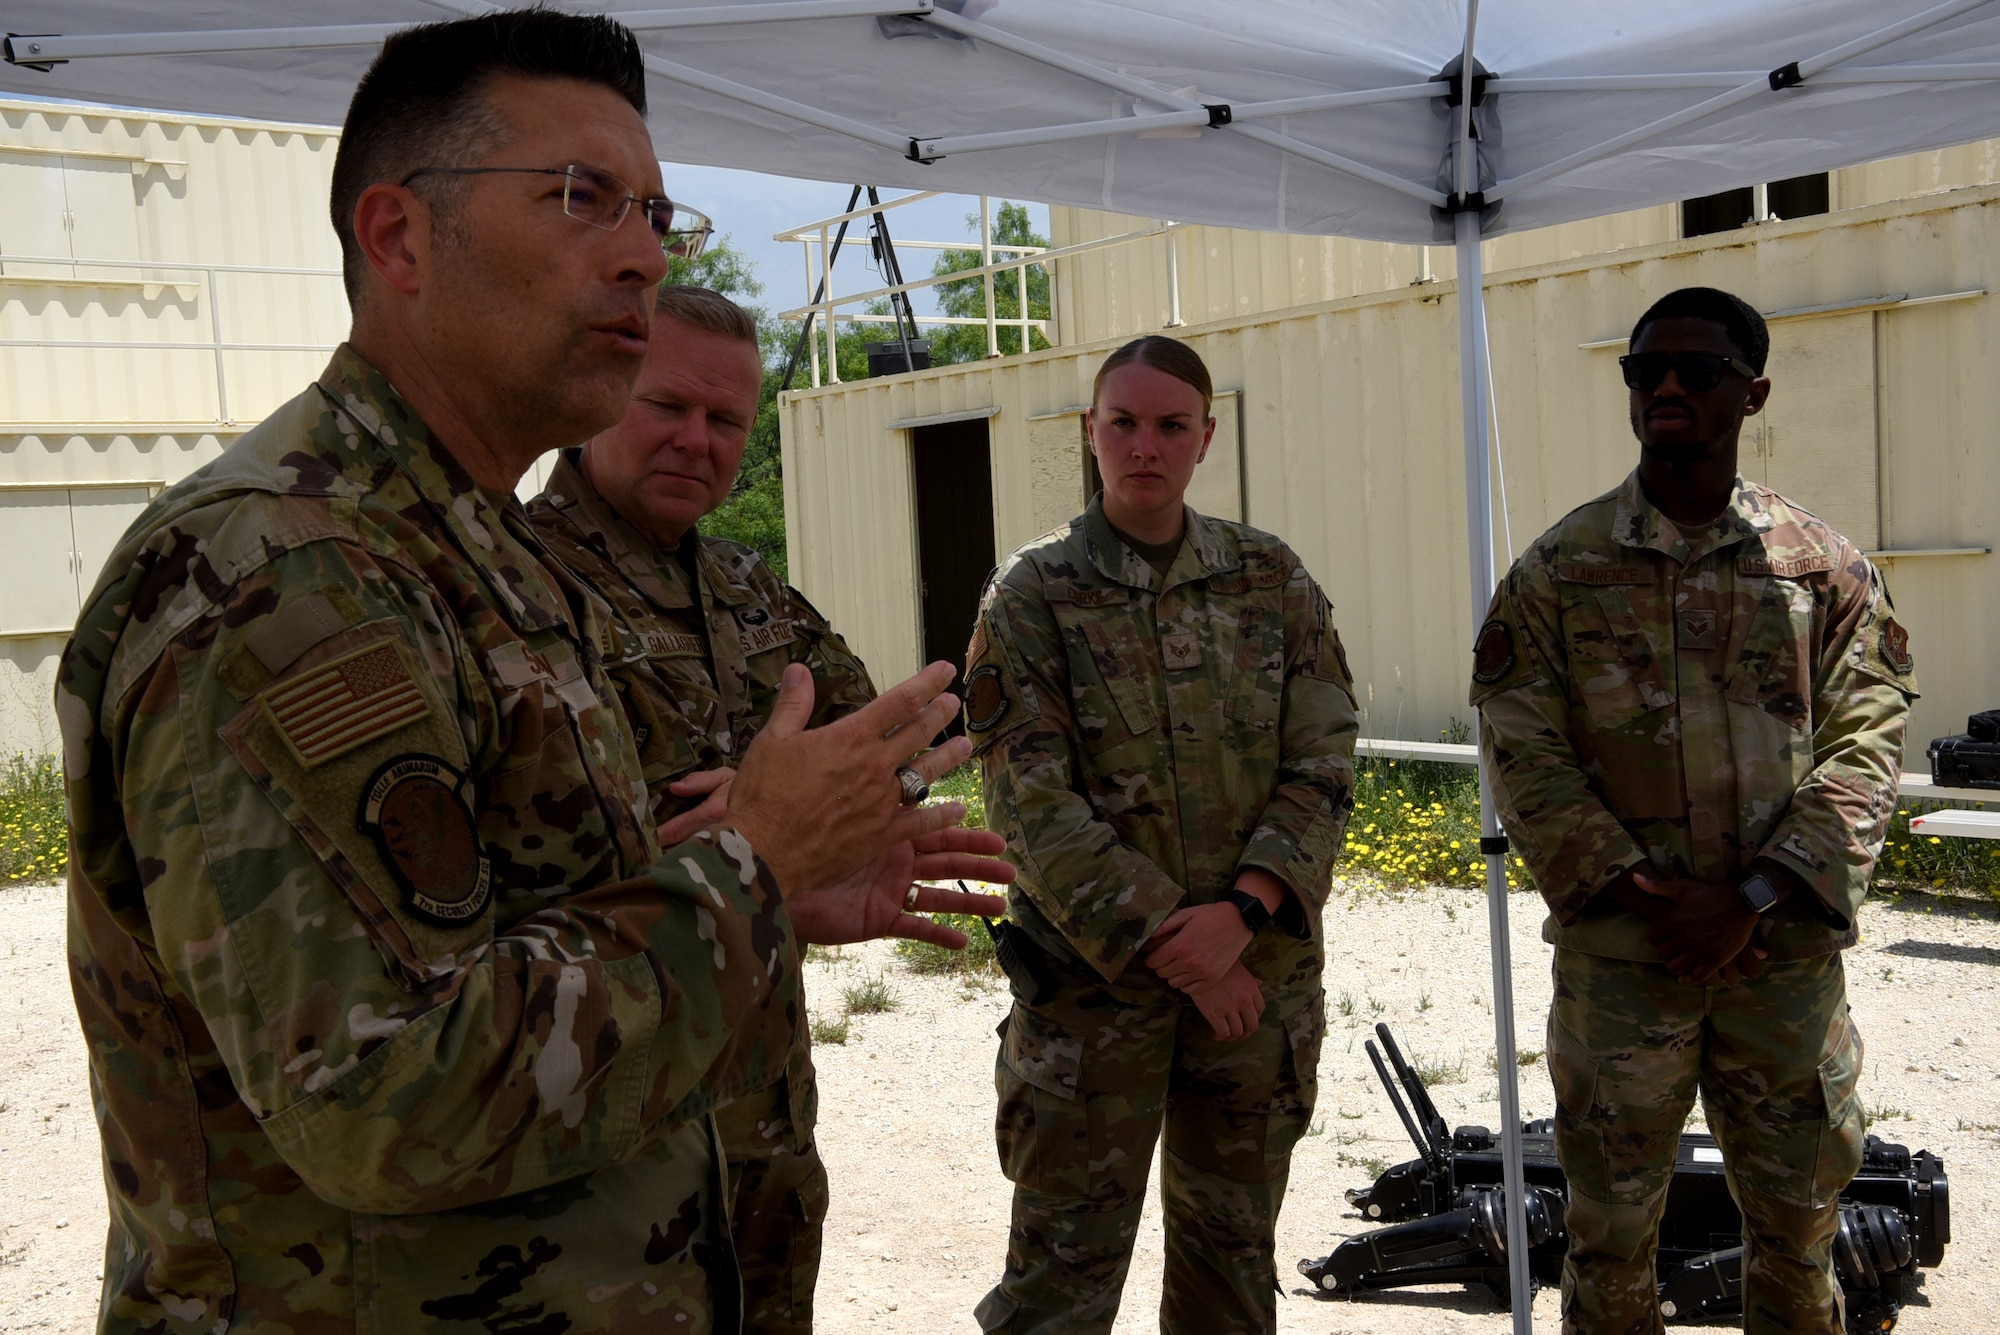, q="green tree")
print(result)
[927,201,1052,365]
